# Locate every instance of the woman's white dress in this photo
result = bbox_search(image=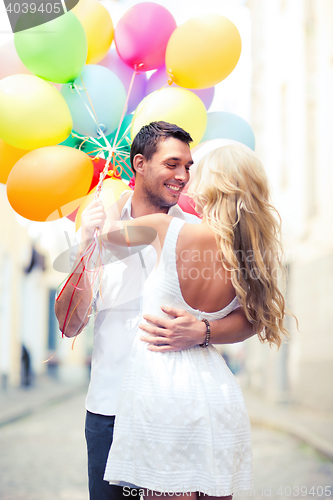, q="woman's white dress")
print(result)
[104,218,253,496]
